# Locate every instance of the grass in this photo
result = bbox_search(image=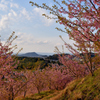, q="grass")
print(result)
[57,68,100,100]
[15,90,55,100]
